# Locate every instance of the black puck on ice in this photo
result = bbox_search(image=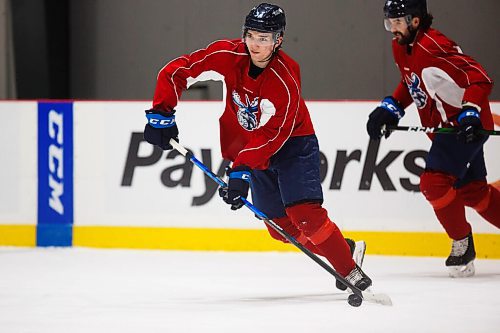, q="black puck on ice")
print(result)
[348,294,363,307]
